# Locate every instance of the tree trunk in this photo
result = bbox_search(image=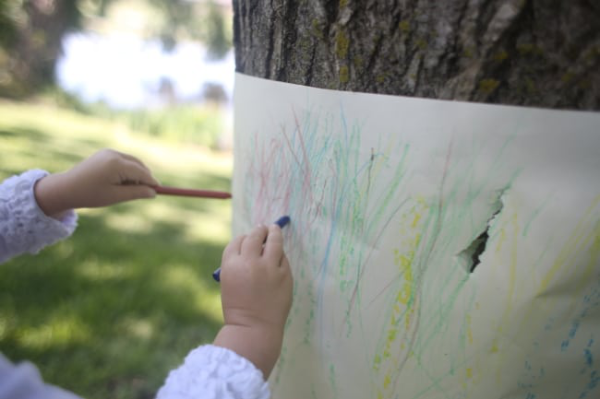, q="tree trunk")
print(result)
[233,0,600,110]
